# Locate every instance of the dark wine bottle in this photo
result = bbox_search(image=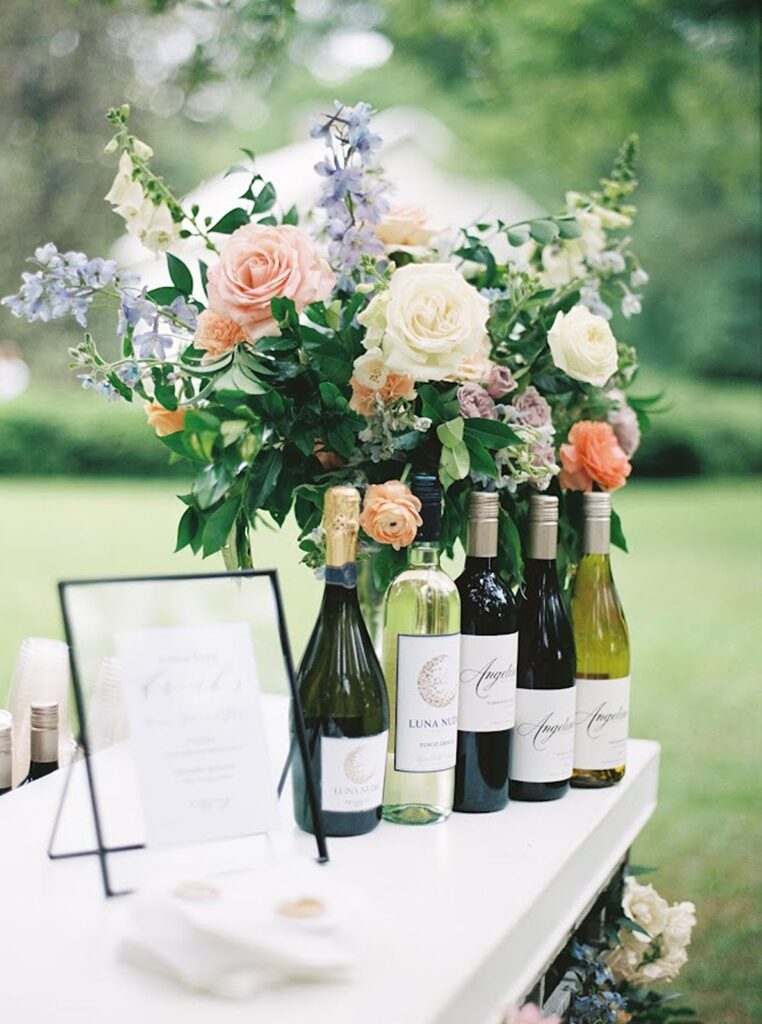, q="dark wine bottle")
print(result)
[509,495,575,802]
[454,491,518,813]
[19,702,59,785]
[0,713,12,795]
[291,486,389,837]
